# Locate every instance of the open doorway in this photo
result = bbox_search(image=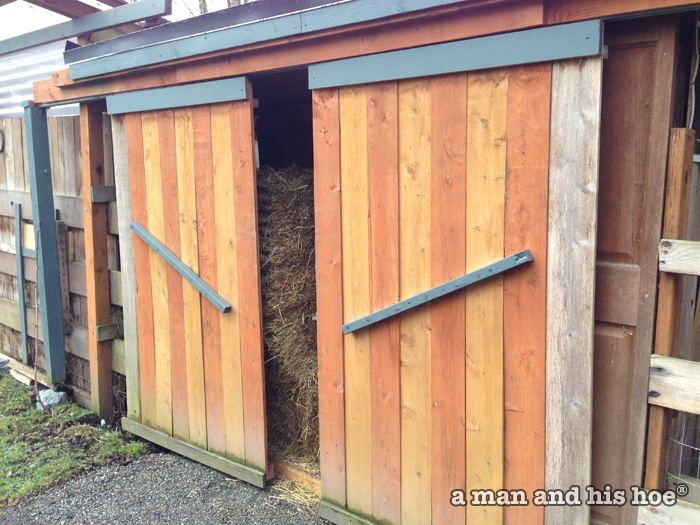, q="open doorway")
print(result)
[250,69,319,479]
